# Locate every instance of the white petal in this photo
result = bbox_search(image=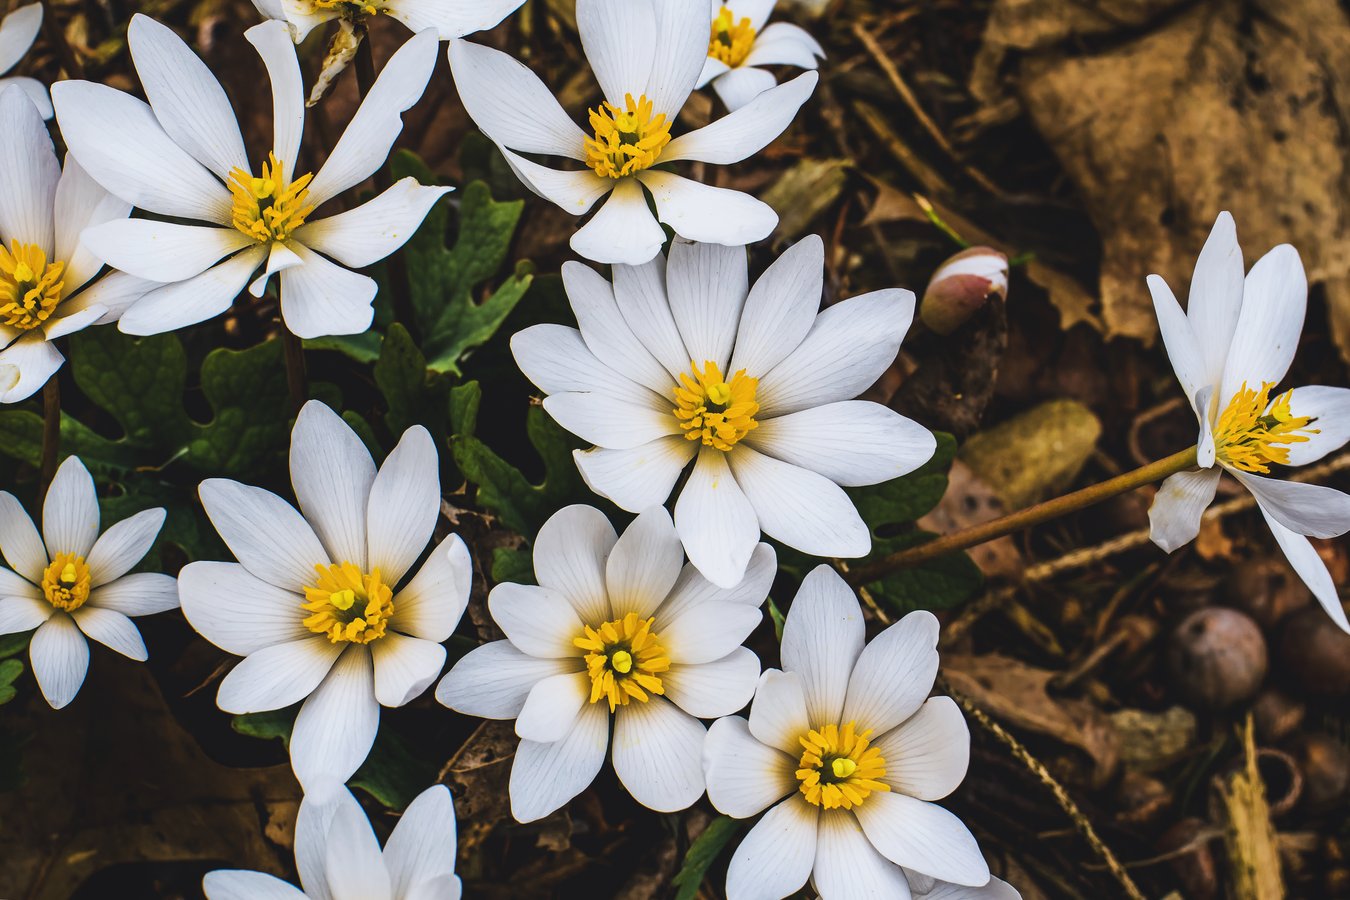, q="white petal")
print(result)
[543,390,678,451]
[1185,211,1244,390]
[757,288,914,417]
[606,506,684,619]
[744,23,825,69]
[728,447,870,558]
[1220,243,1306,402]
[391,534,472,642]
[674,447,759,589]
[30,612,89,709]
[290,645,380,788]
[638,170,777,251]
[570,177,667,266]
[0,594,51,634]
[70,605,146,660]
[748,402,935,487]
[874,696,971,802]
[86,572,179,617]
[703,714,797,818]
[278,243,376,339]
[0,75,48,118]
[1148,468,1221,553]
[919,876,1022,900]
[666,238,747,370]
[42,305,104,341]
[446,38,587,159]
[289,400,376,571]
[664,72,816,164]
[663,646,760,718]
[324,788,393,900]
[697,55,730,91]
[612,252,689,379]
[54,155,133,293]
[178,561,309,655]
[81,219,251,284]
[0,334,63,404]
[384,785,458,896]
[0,564,37,600]
[0,84,58,255]
[841,609,939,737]
[563,260,673,394]
[199,478,329,592]
[117,246,267,335]
[386,0,526,38]
[643,0,710,116]
[576,0,654,108]
[532,504,616,626]
[299,179,452,269]
[202,871,307,900]
[574,438,696,513]
[813,811,915,900]
[747,668,810,752]
[1283,385,1350,466]
[1259,508,1350,633]
[489,582,585,658]
[1236,471,1350,538]
[510,699,610,822]
[129,15,248,180]
[244,21,305,185]
[729,234,822,375]
[515,670,589,743]
[406,875,461,900]
[511,324,654,400]
[308,29,438,206]
[371,631,445,707]
[278,0,338,41]
[654,542,776,628]
[43,456,99,557]
[780,565,865,726]
[855,792,990,887]
[497,146,611,213]
[0,4,42,74]
[1147,273,1206,415]
[711,66,777,113]
[436,640,582,719]
[612,696,706,811]
[0,490,46,580]
[84,508,165,588]
[660,598,760,665]
[735,0,778,30]
[724,797,817,900]
[51,80,232,223]
[292,781,355,900]
[217,638,343,713]
[249,242,305,300]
